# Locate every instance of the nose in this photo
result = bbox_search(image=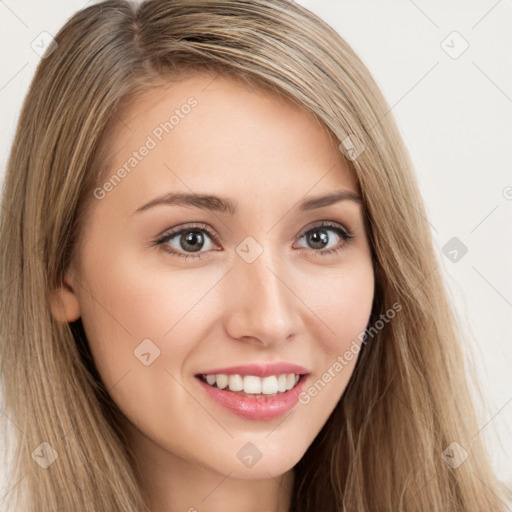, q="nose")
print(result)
[223,244,301,348]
